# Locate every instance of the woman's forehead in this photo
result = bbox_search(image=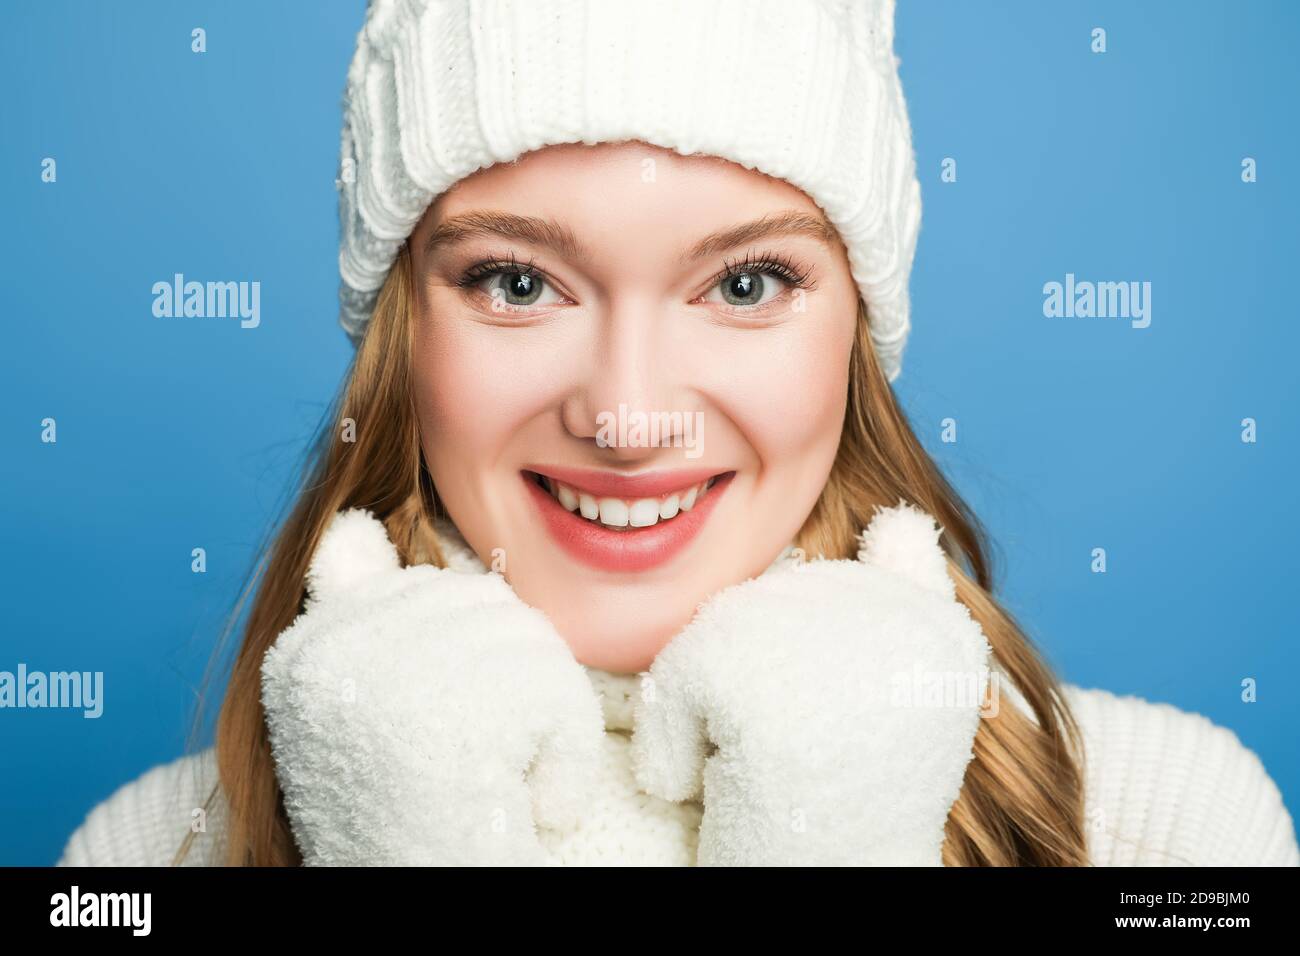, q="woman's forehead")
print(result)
[418,140,830,249]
